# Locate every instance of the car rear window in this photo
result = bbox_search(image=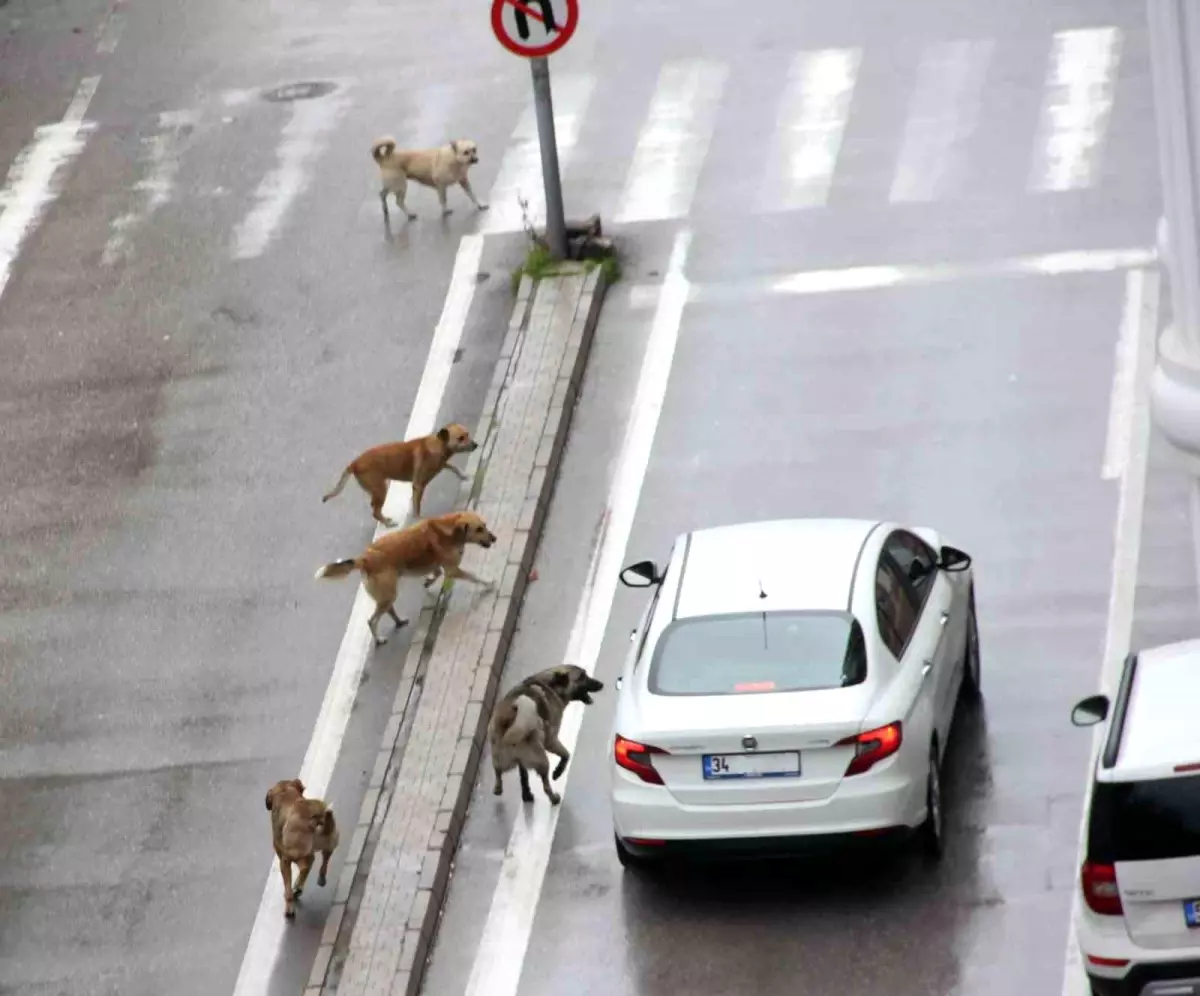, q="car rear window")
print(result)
[647,610,866,696]
[1088,773,1200,864]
